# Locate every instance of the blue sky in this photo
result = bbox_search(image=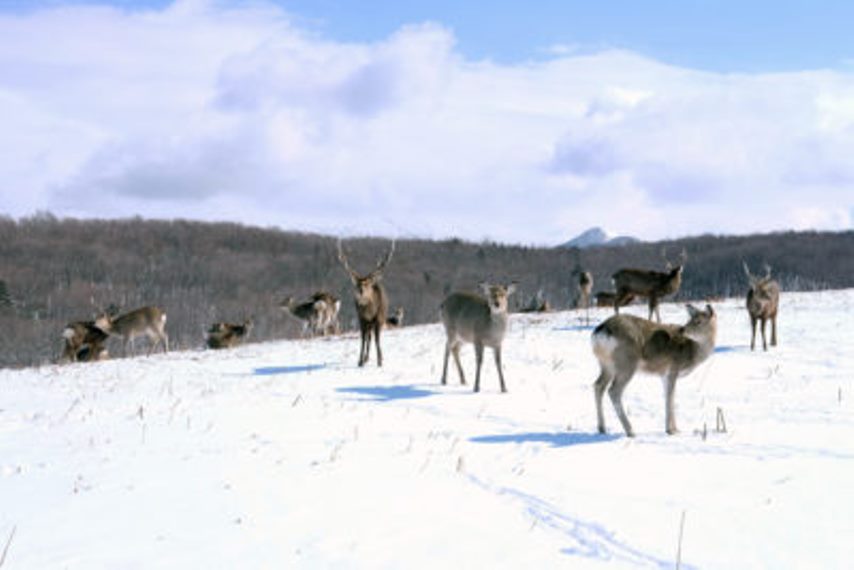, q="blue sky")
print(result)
[6,0,854,72]
[0,0,852,243]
